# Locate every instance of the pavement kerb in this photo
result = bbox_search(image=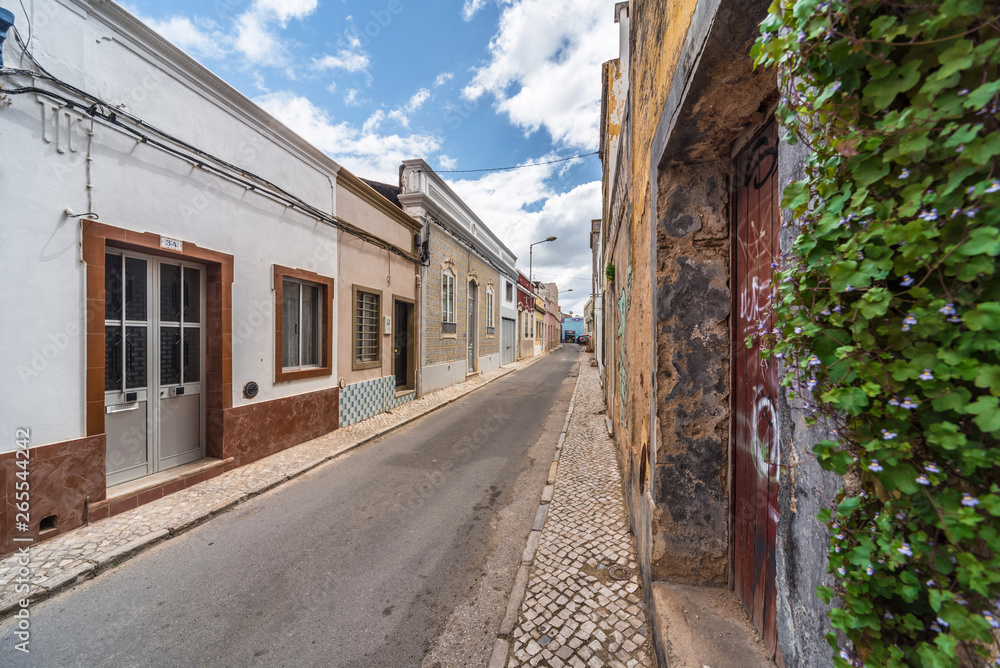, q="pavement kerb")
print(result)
[490,355,585,668]
[0,347,565,622]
